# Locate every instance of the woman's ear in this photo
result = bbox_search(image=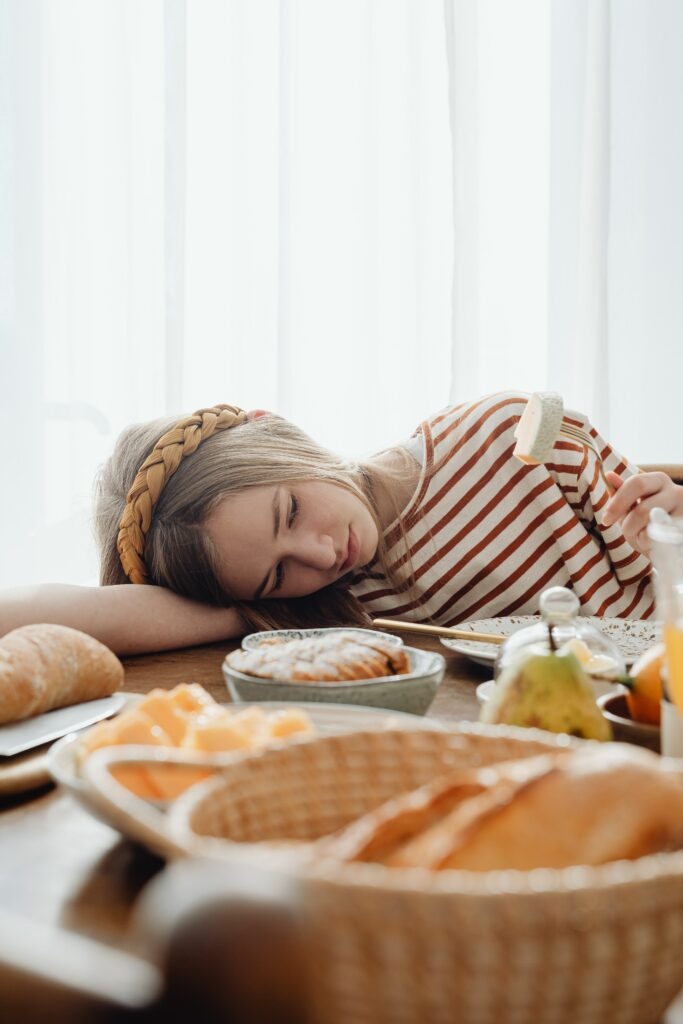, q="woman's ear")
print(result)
[246,409,271,421]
